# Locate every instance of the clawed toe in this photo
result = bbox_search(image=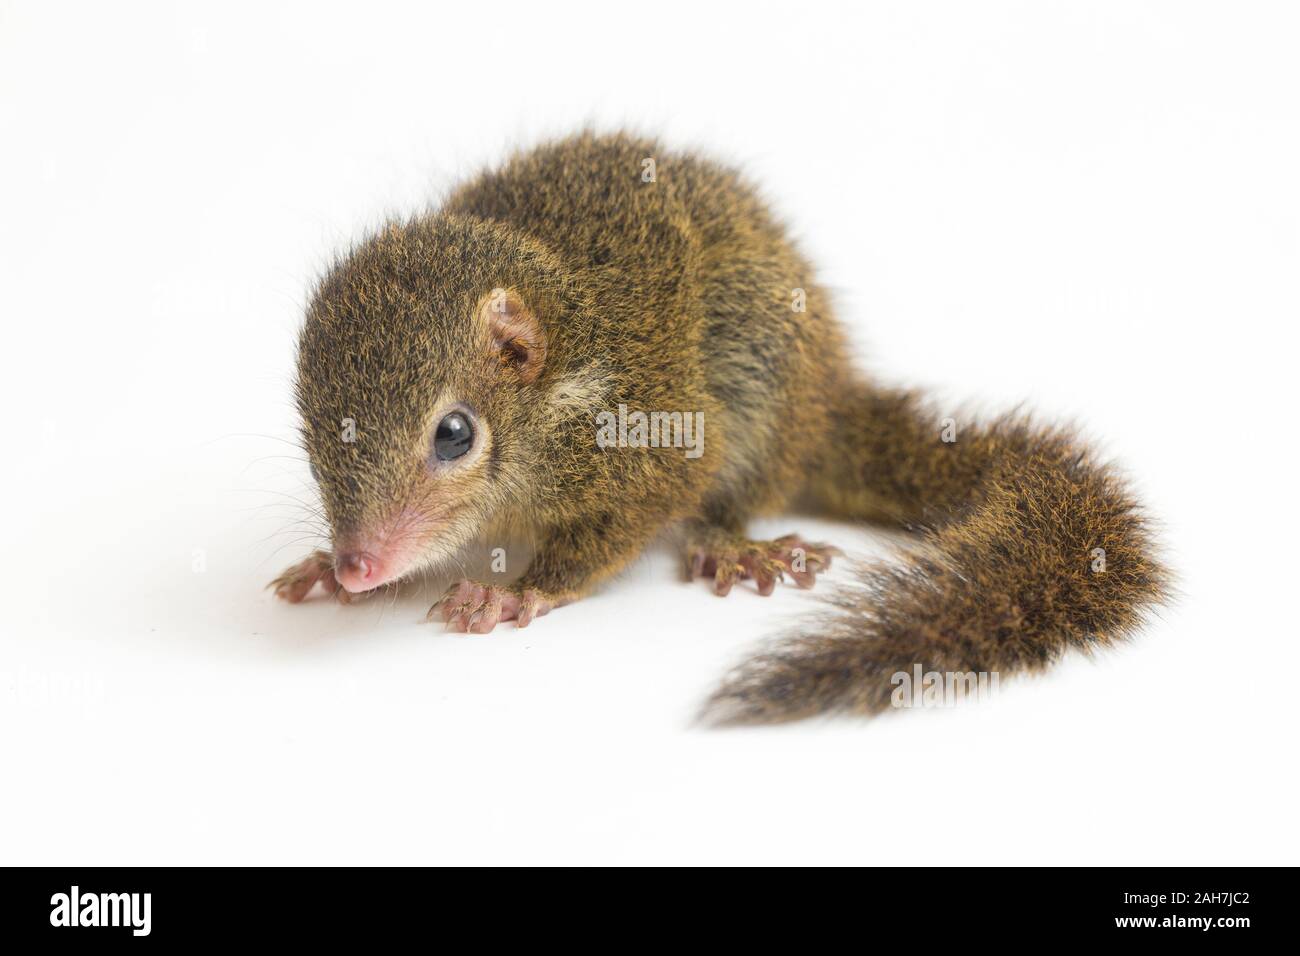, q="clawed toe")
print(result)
[685,533,840,597]
[269,550,354,604]
[429,580,558,633]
